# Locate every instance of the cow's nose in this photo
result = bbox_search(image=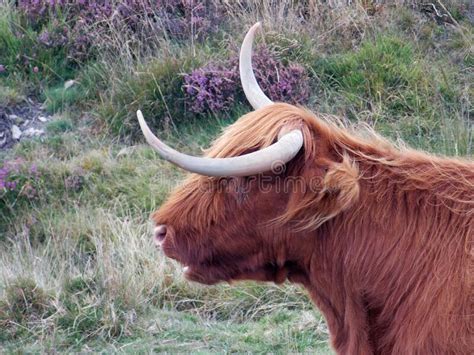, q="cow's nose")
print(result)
[154,225,167,245]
